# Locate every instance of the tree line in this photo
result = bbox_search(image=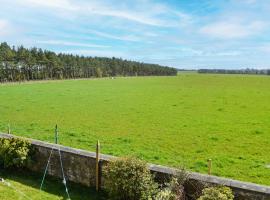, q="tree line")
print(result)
[0,42,177,82]
[198,68,270,75]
